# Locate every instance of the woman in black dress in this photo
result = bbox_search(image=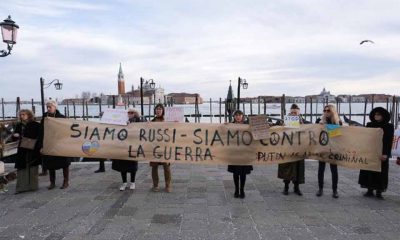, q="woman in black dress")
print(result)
[40,100,71,190]
[112,109,140,191]
[358,107,394,199]
[227,110,253,199]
